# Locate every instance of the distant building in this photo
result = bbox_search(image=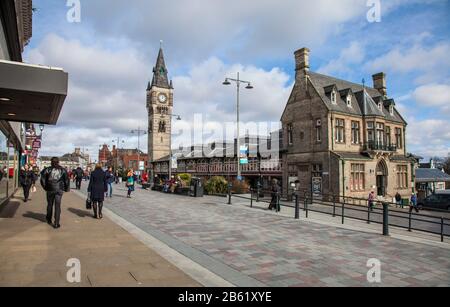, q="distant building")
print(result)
[416,158,450,199]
